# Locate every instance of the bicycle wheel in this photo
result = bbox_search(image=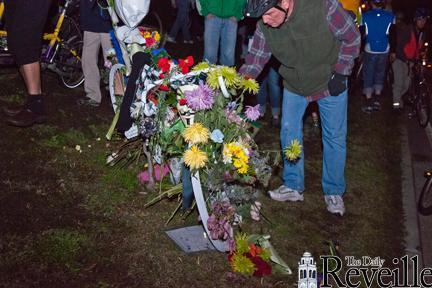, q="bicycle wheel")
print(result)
[415,84,431,128]
[57,17,84,88]
[140,11,166,48]
[418,172,432,216]
[109,63,127,112]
